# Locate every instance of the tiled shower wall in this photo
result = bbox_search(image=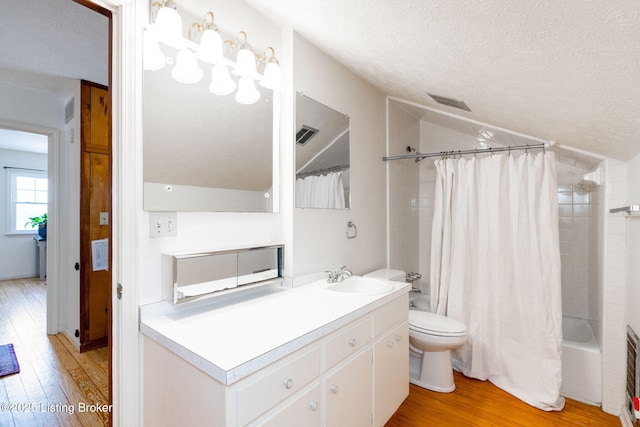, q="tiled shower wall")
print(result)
[388,102,421,277]
[557,162,602,338]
